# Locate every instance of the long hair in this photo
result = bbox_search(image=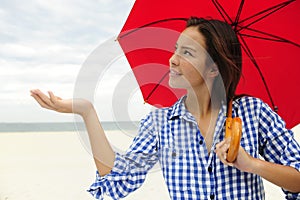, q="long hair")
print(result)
[186,17,242,103]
